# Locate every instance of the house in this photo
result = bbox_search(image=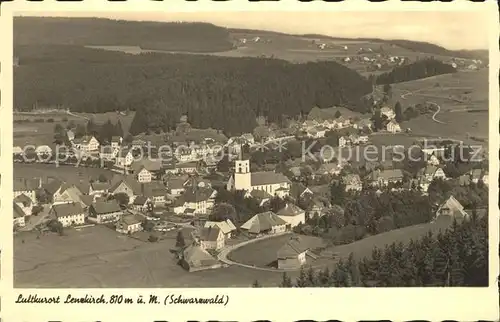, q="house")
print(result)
[131,159,163,179]
[198,226,225,250]
[180,244,221,272]
[52,184,85,206]
[99,146,115,161]
[115,148,134,168]
[88,200,123,224]
[316,163,342,176]
[72,135,100,153]
[427,154,440,166]
[89,182,110,196]
[108,176,141,203]
[227,158,291,198]
[277,236,309,269]
[13,202,26,228]
[204,219,237,239]
[49,202,85,227]
[419,165,447,182]
[136,166,152,183]
[165,176,188,196]
[111,136,122,152]
[14,194,34,217]
[35,145,53,157]
[172,184,216,216]
[142,182,169,207]
[131,196,151,212]
[115,214,143,234]
[434,195,468,222]
[386,120,401,133]
[14,177,40,203]
[342,174,362,191]
[366,169,404,187]
[380,107,396,120]
[309,197,331,217]
[358,135,369,144]
[240,211,287,236]
[289,182,313,201]
[245,189,273,207]
[339,136,350,148]
[177,161,199,174]
[276,203,306,228]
